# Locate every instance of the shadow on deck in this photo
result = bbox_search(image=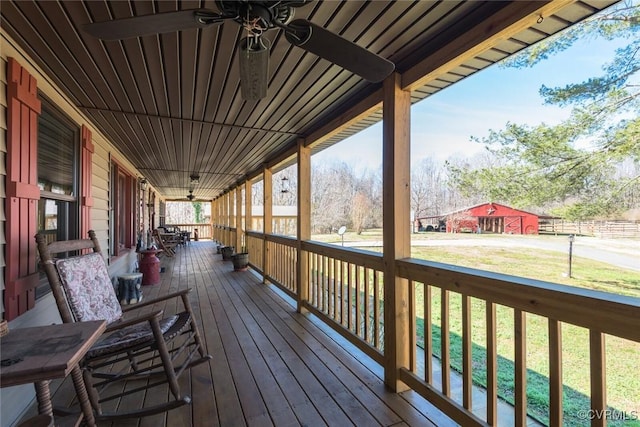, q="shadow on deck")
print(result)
[26,240,459,426]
